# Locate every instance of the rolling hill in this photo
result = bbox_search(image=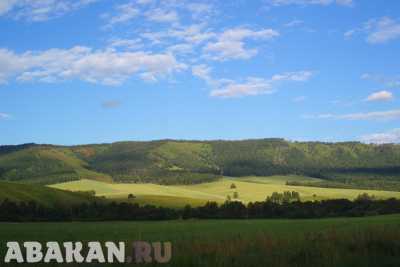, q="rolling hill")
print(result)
[0,181,97,207]
[50,177,400,208]
[1,139,400,191]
